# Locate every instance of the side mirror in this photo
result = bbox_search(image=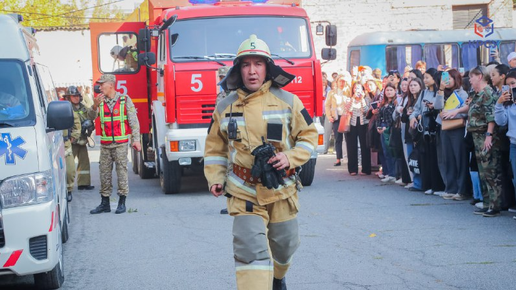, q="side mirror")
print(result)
[46,101,73,132]
[325,25,337,46]
[138,52,156,66]
[159,15,177,34]
[321,48,337,60]
[138,28,151,52]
